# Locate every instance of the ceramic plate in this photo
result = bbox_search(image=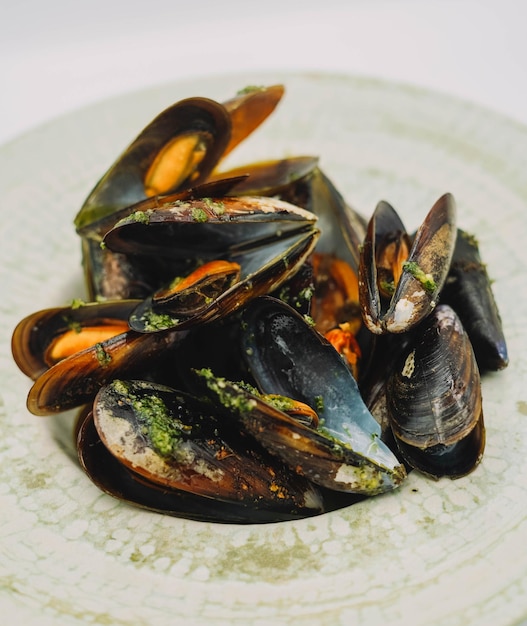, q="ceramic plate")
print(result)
[1,73,526,625]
